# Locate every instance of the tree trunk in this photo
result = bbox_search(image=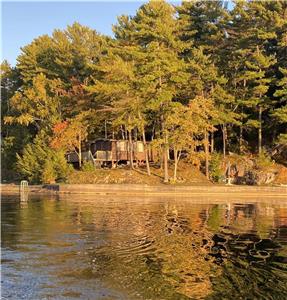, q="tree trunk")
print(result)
[104,120,107,139]
[240,80,246,155]
[151,123,155,141]
[134,127,138,141]
[204,130,209,179]
[222,124,226,158]
[120,125,125,140]
[142,126,151,176]
[159,145,163,170]
[158,57,168,182]
[239,125,243,154]
[163,137,169,183]
[258,106,262,154]
[166,132,170,160]
[78,133,82,169]
[173,148,180,181]
[210,131,214,153]
[161,115,169,183]
[128,130,134,169]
